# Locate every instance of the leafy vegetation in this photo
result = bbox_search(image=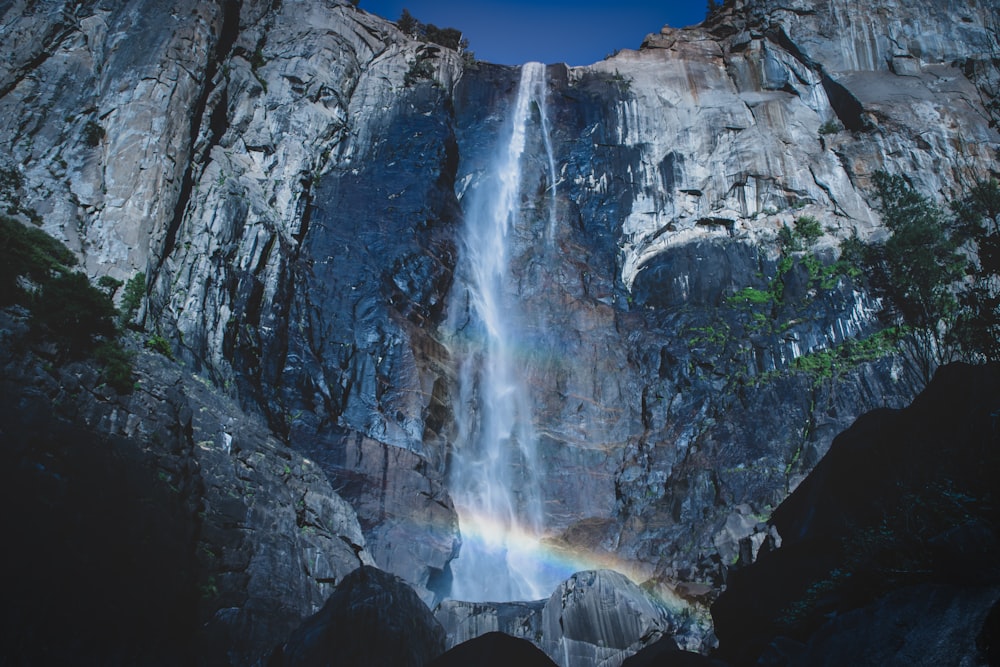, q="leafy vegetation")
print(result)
[0,214,136,391]
[870,171,964,334]
[119,271,146,328]
[145,334,174,359]
[82,120,105,148]
[818,119,842,135]
[777,215,823,252]
[404,52,436,87]
[396,8,468,52]
[949,177,1000,361]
